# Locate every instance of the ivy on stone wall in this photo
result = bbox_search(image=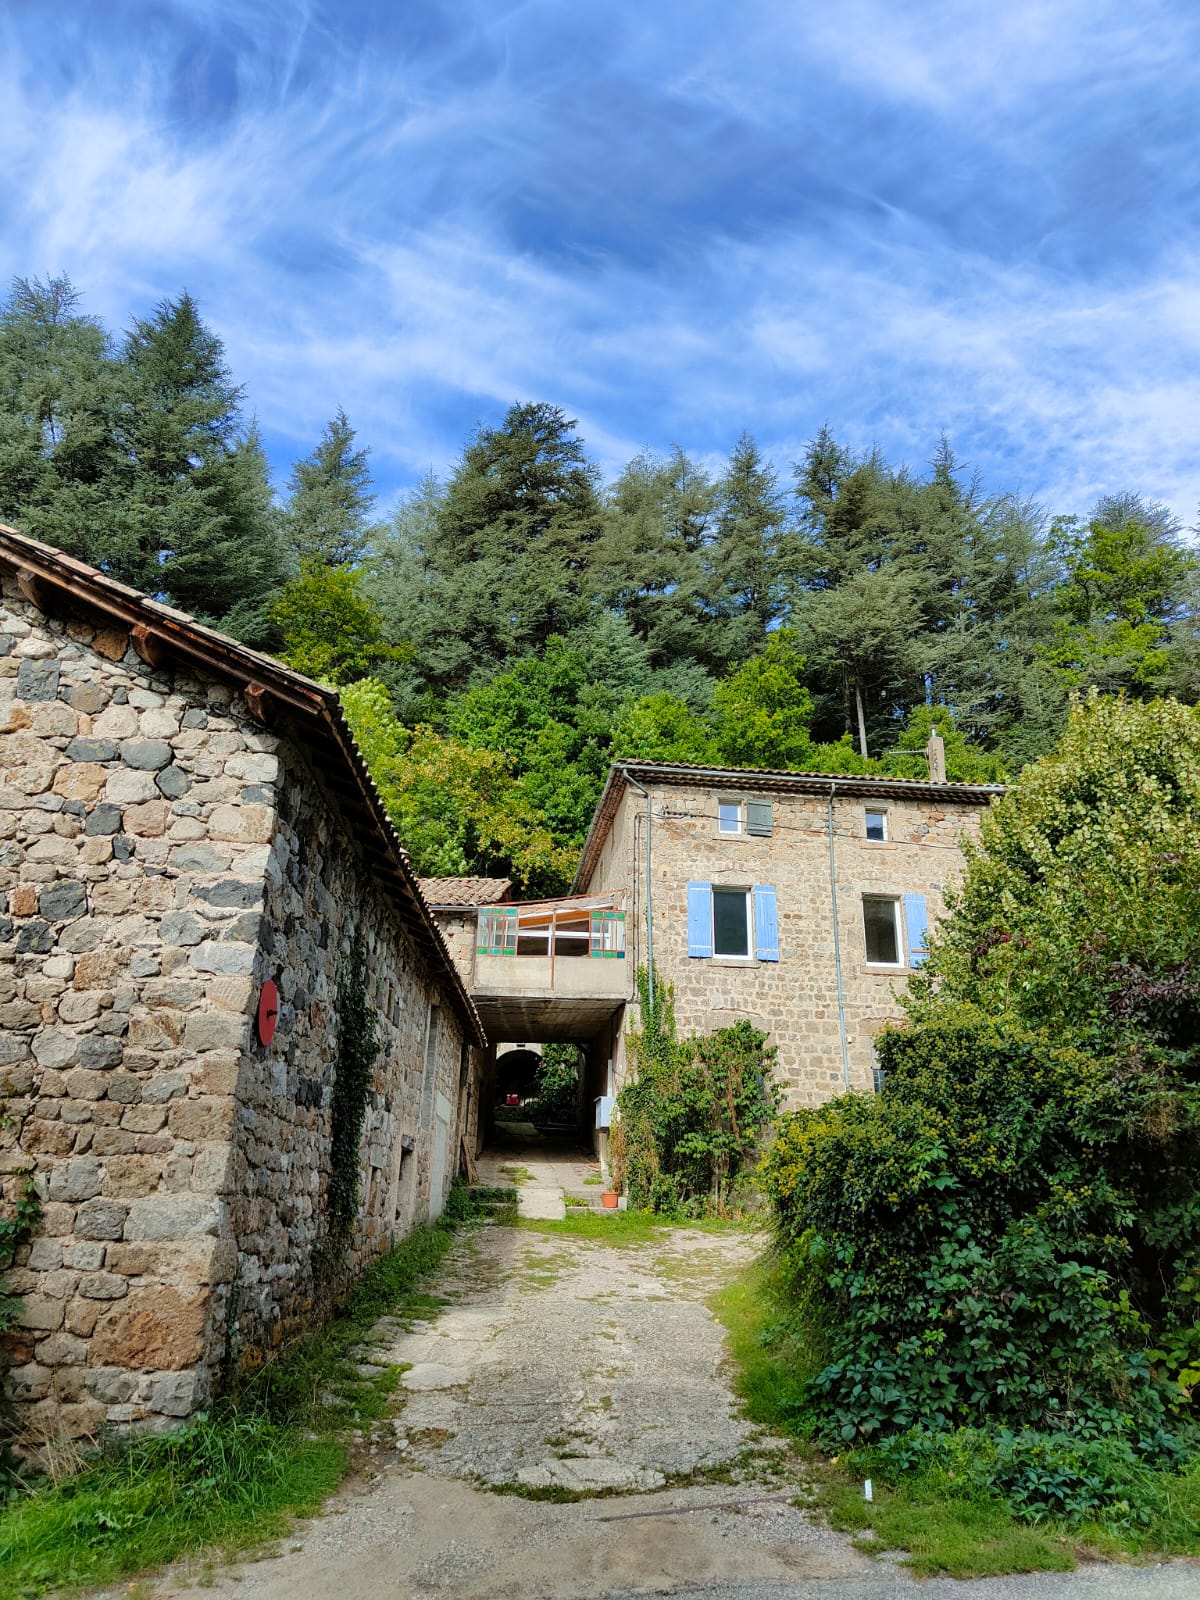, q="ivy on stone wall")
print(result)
[611,967,780,1215]
[0,1127,41,1481]
[326,932,381,1243]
